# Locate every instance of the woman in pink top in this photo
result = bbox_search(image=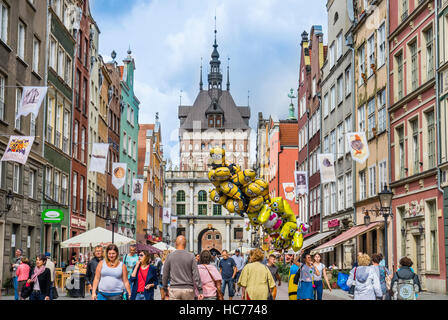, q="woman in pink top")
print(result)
[16,257,31,299]
[197,250,222,300]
